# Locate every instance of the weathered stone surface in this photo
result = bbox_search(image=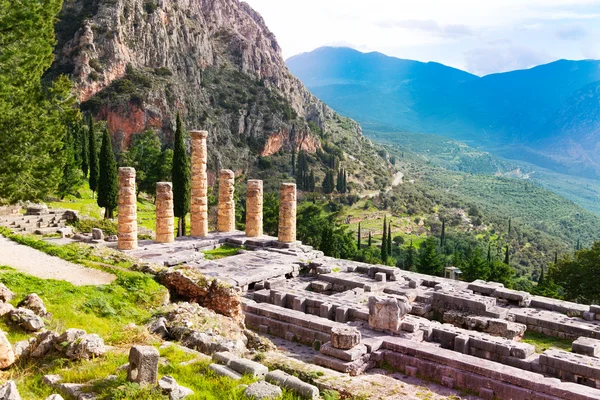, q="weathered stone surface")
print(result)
[45,395,64,400]
[246,180,263,237]
[320,342,367,361]
[572,337,600,357]
[31,330,58,358]
[208,363,242,380]
[368,296,411,333]
[9,308,44,331]
[13,338,34,360]
[91,228,104,241]
[265,370,319,399]
[158,375,194,400]
[65,334,106,360]
[0,331,15,369]
[18,293,47,317]
[244,381,282,400]
[148,317,169,339]
[155,183,175,243]
[228,357,268,378]
[217,169,235,233]
[0,283,15,302]
[0,380,21,400]
[118,167,137,250]
[55,329,86,352]
[190,130,208,238]
[330,326,361,350]
[278,183,296,243]
[127,345,159,385]
[0,302,14,317]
